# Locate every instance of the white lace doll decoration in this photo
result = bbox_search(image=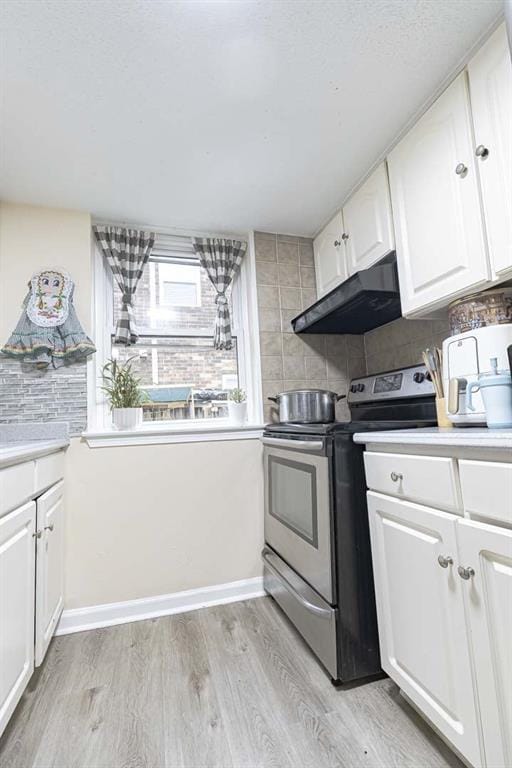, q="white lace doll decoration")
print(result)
[1,268,96,368]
